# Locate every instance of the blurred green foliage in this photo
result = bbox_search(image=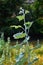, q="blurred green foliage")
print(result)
[29,0,43,35]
